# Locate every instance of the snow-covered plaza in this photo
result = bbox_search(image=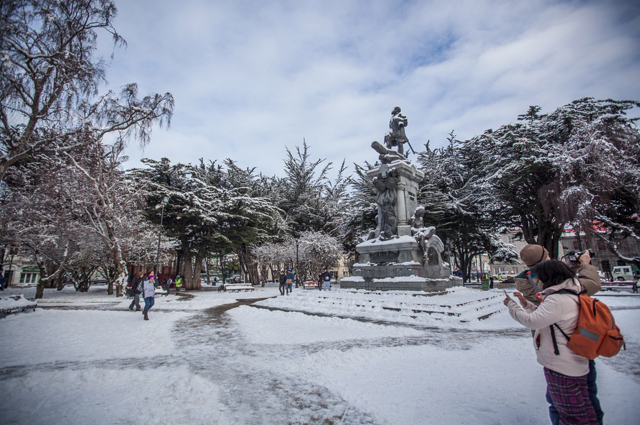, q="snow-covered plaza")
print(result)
[1,284,638,425]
